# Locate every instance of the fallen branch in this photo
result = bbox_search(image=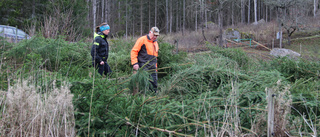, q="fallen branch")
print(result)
[125,118,194,137]
[252,40,271,51]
